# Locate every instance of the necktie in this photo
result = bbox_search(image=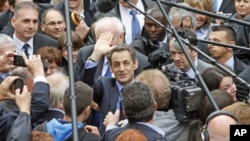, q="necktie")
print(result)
[23,43,30,57]
[130,9,140,41]
[182,72,188,78]
[105,62,112,77]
